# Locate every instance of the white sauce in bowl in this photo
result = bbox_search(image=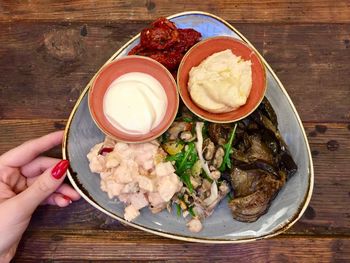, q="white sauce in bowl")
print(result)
[103,72,168,134]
